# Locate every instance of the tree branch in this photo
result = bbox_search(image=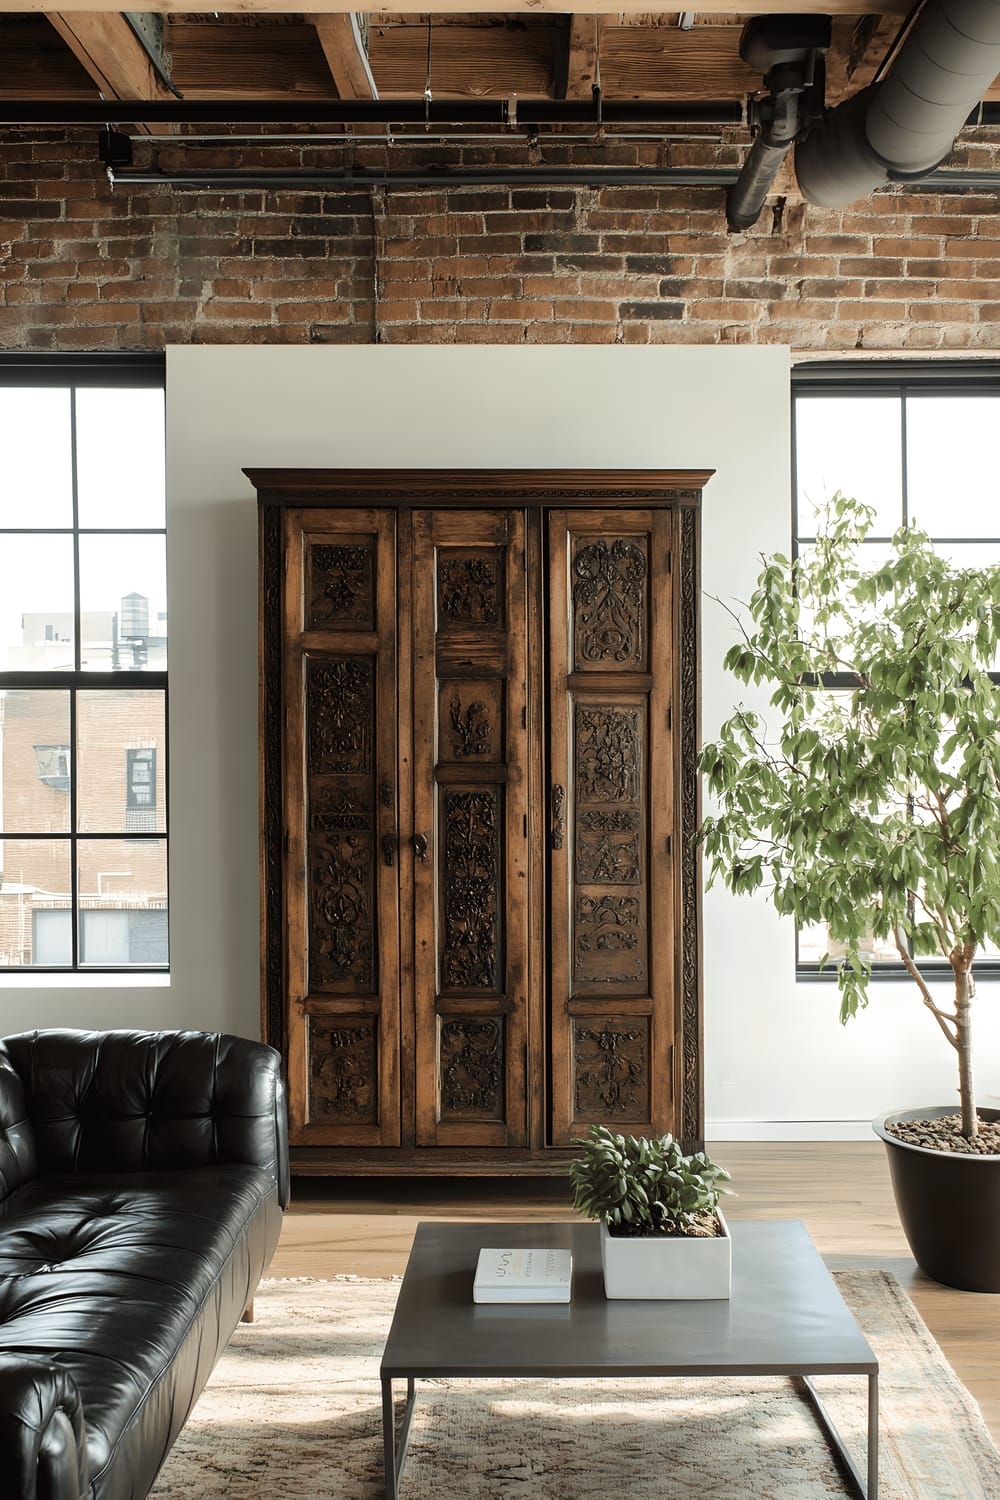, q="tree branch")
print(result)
[893,924,959,1048]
